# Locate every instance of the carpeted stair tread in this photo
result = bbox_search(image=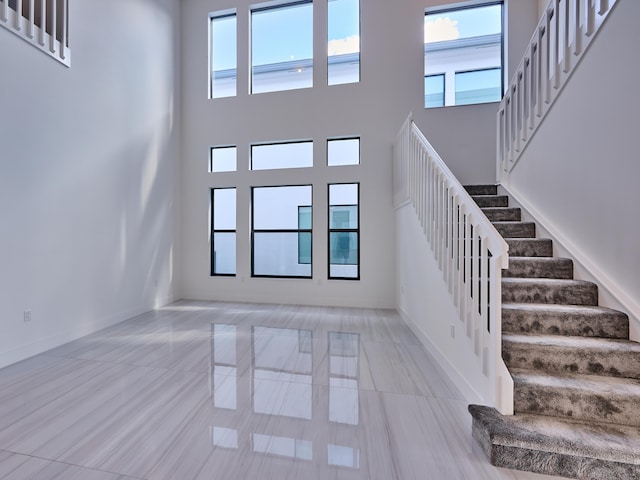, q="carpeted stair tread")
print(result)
[492,221,536,238]
[503,334,640,379]
[505,238,553,257]
[481,207,522,222]
[504,257,574,279]
[469,404,640,479]
[471,194,509,208]
[510,369,640,426]
[502,278,598,305]
[502,303,629,338]
[464,184,498,196]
